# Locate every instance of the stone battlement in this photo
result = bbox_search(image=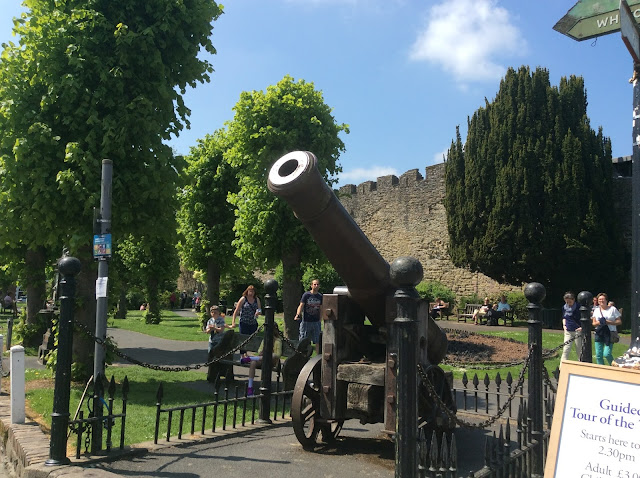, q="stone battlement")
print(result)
[339,163,445,197]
